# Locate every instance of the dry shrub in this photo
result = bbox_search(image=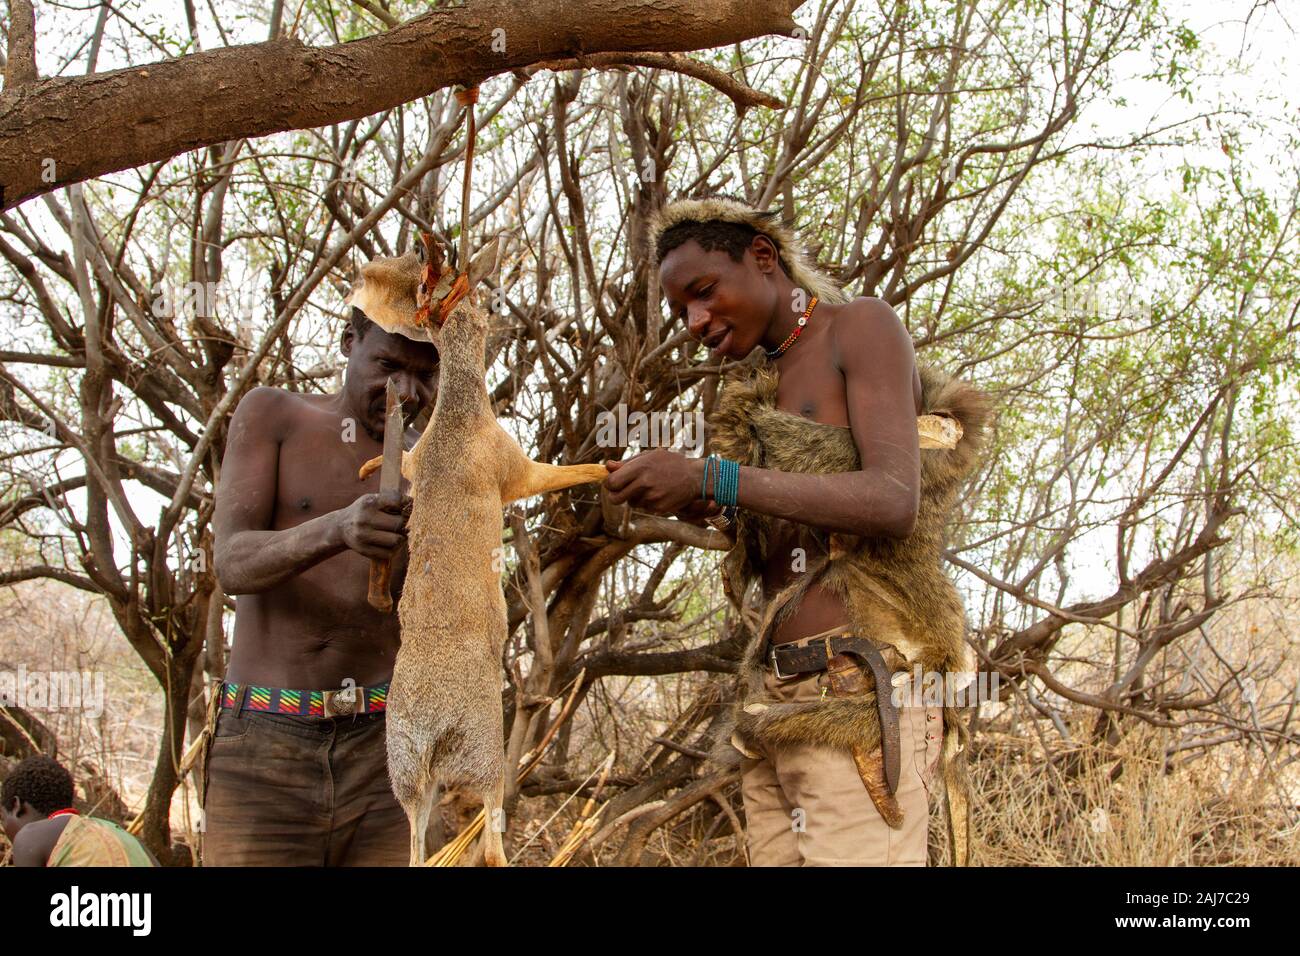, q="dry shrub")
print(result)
[0,580,163,820]
[970,717,1299,866]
